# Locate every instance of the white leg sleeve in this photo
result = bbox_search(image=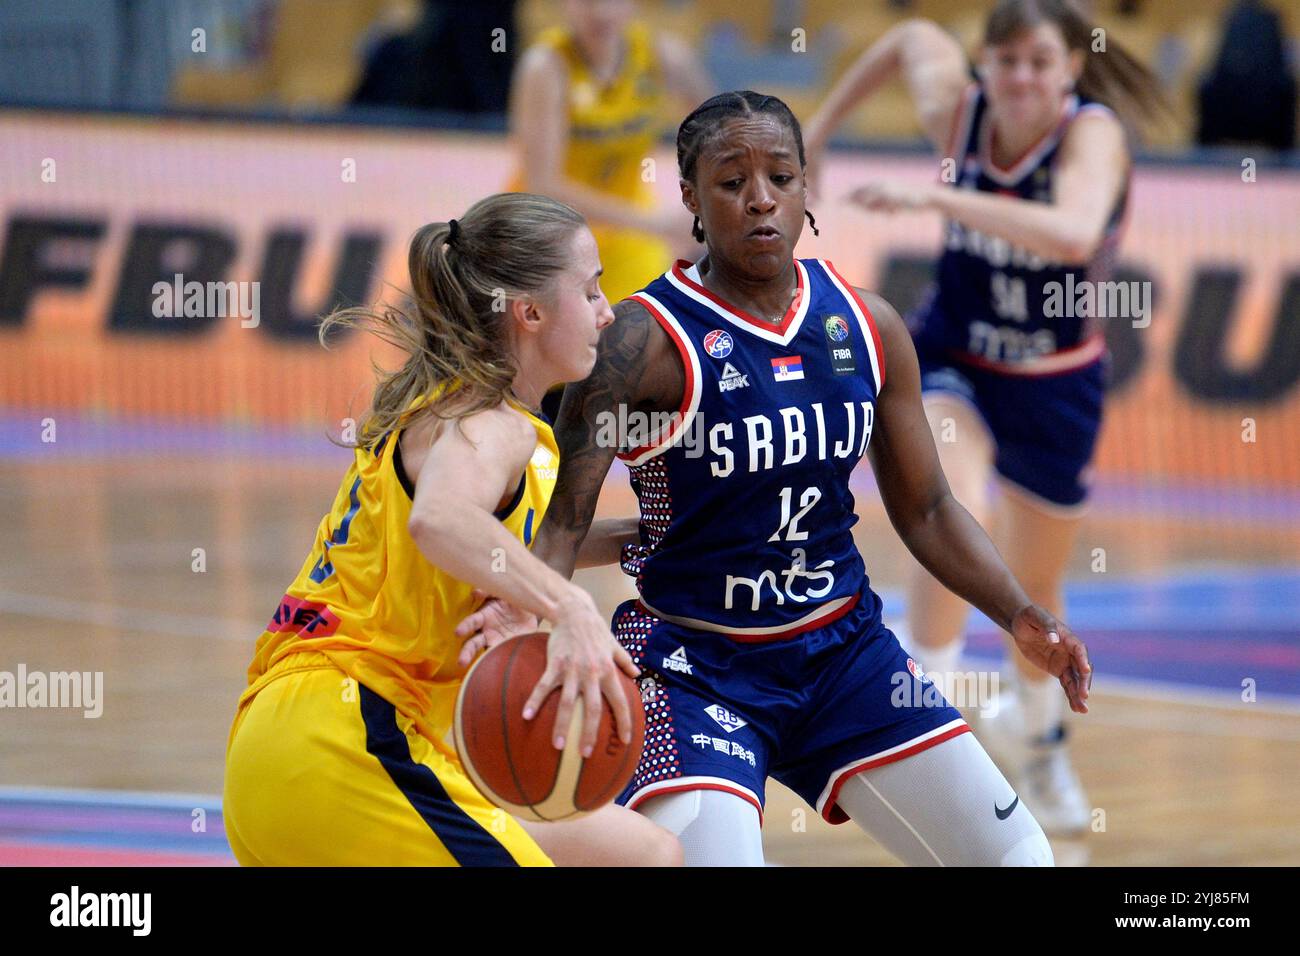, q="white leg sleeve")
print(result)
[834,731,1053,867]
[637,789,766,867]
